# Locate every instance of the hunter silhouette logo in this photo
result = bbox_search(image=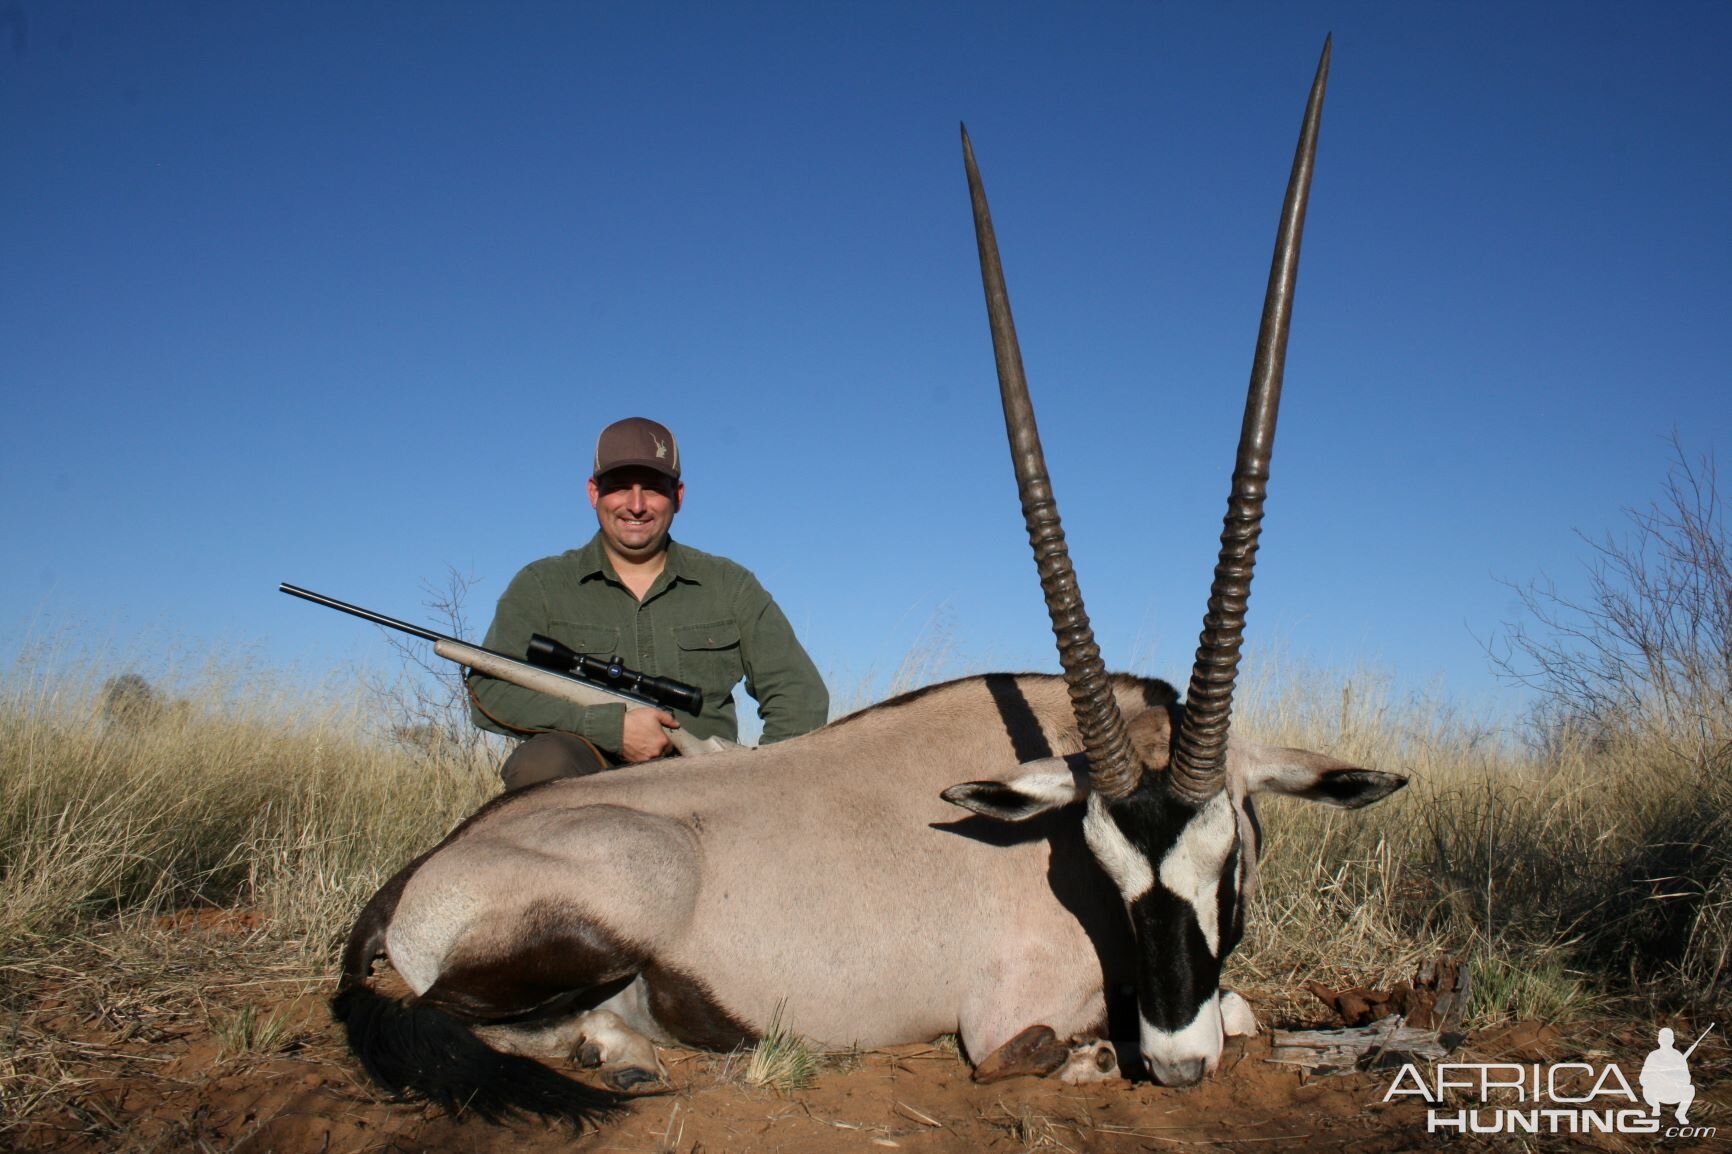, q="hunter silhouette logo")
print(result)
[653,436,668,460]
[1383,1022,1718,1138]
[1642,1025,1712,1125]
